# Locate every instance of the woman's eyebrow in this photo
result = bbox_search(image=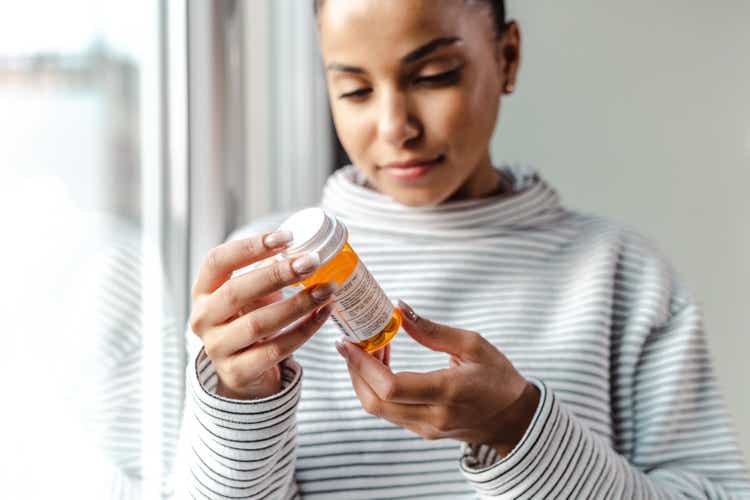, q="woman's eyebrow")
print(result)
[401,36,461,64]
[325,36,462,74]
[326,63,366,74]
